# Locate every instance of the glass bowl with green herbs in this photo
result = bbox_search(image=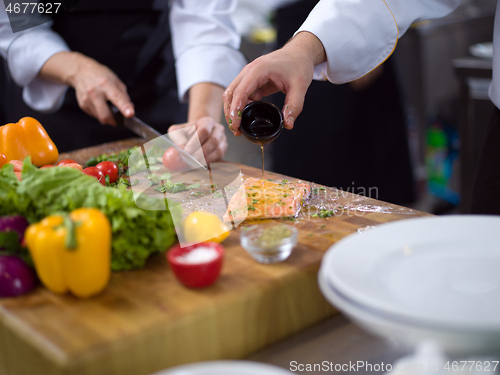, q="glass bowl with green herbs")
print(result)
[240,224,298,264]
